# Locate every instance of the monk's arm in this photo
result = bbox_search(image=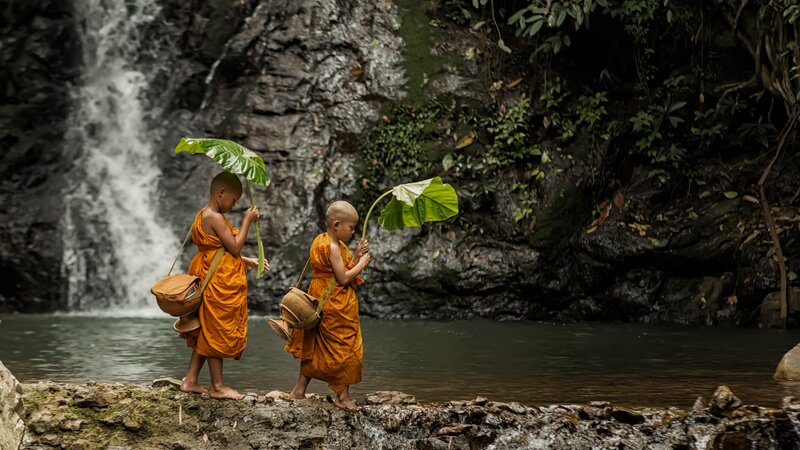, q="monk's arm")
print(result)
[329,242,367,286]
[208,212,254,256]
